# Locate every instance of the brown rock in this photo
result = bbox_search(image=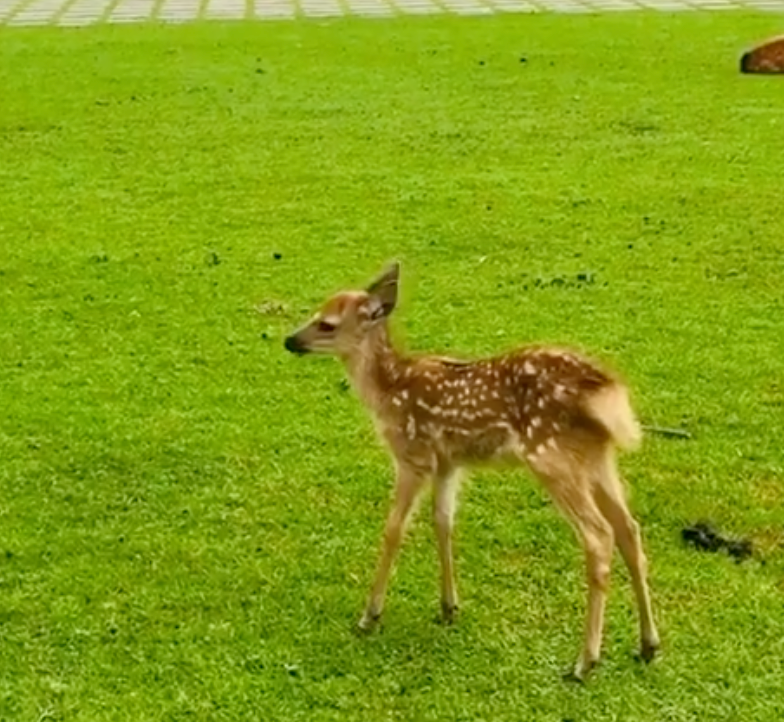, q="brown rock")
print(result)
[741,35,784,74]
